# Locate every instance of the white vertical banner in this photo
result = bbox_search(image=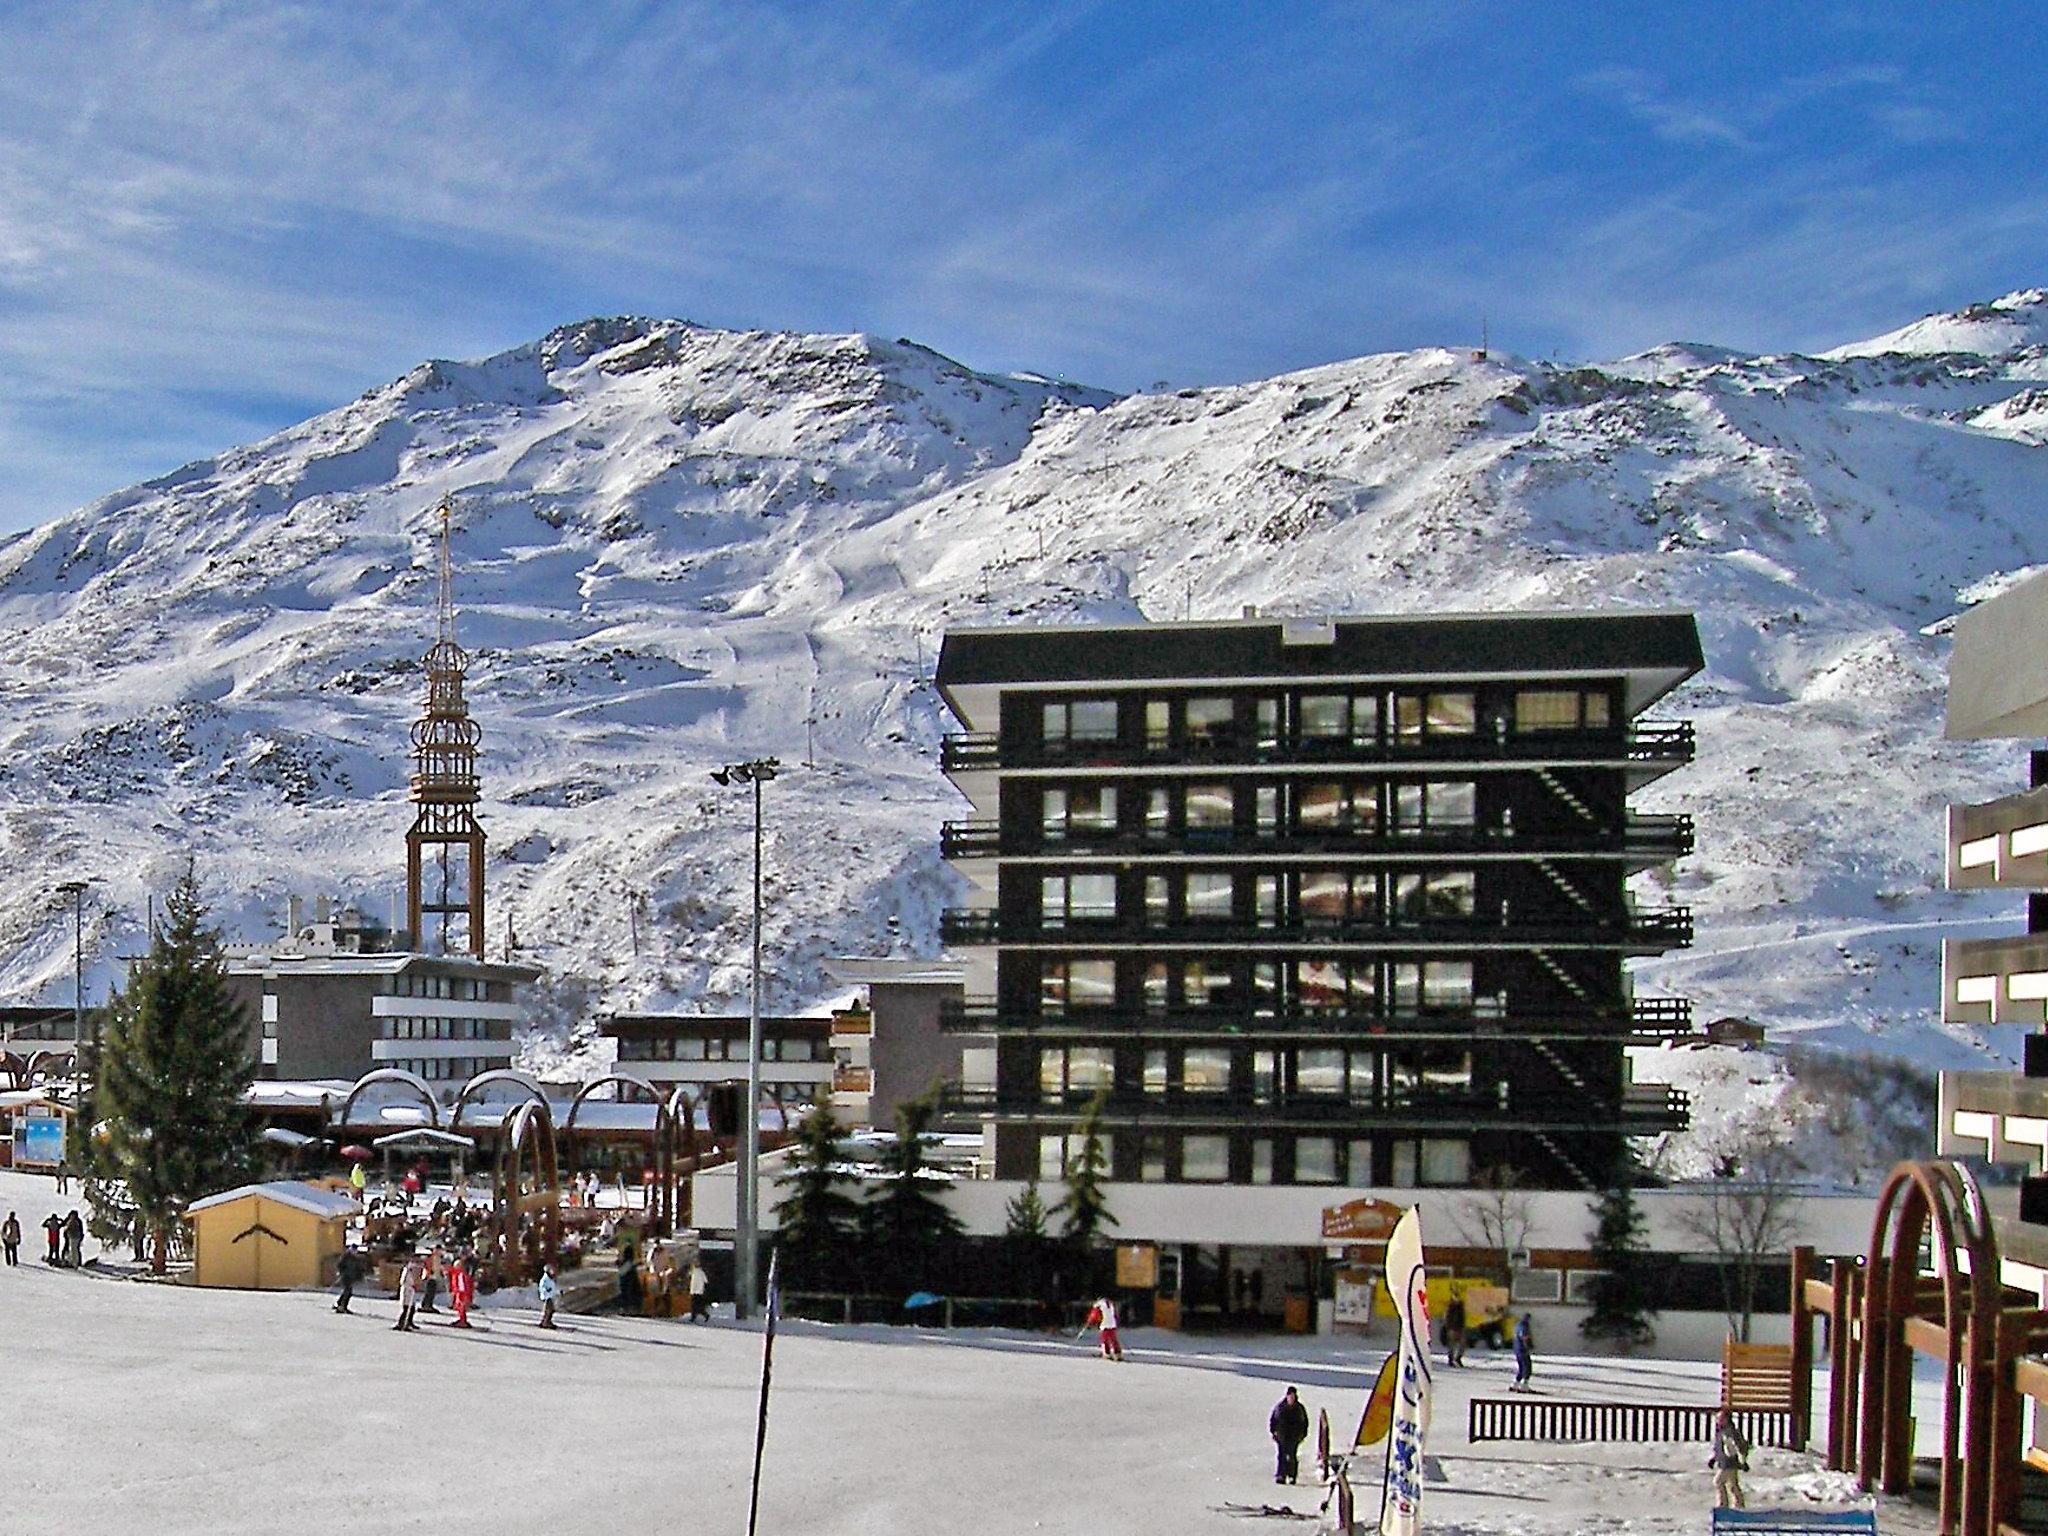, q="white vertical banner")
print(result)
[1379,1205,1433,1536]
